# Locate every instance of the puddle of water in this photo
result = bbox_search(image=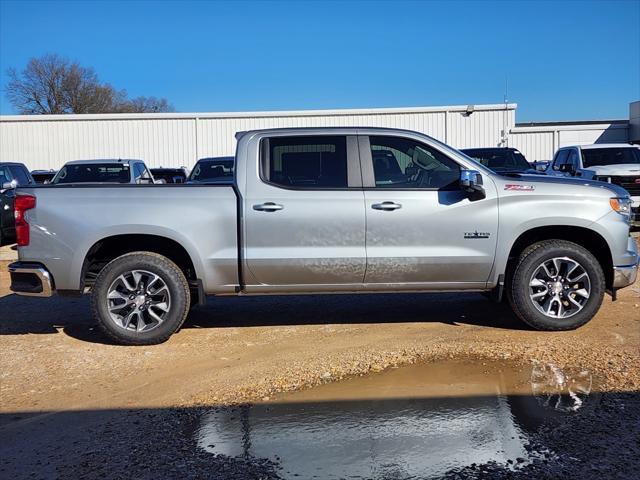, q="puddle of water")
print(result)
[196,359,598,479]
